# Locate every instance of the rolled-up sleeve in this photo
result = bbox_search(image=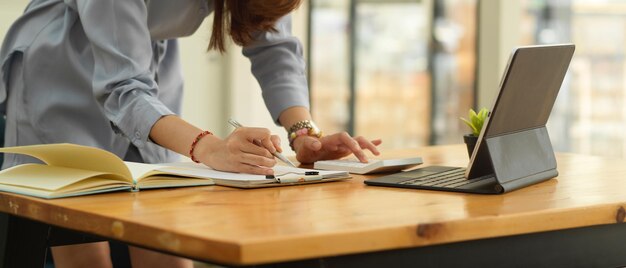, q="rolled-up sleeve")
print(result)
[242,14,310,124]
[72,0,174,147]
